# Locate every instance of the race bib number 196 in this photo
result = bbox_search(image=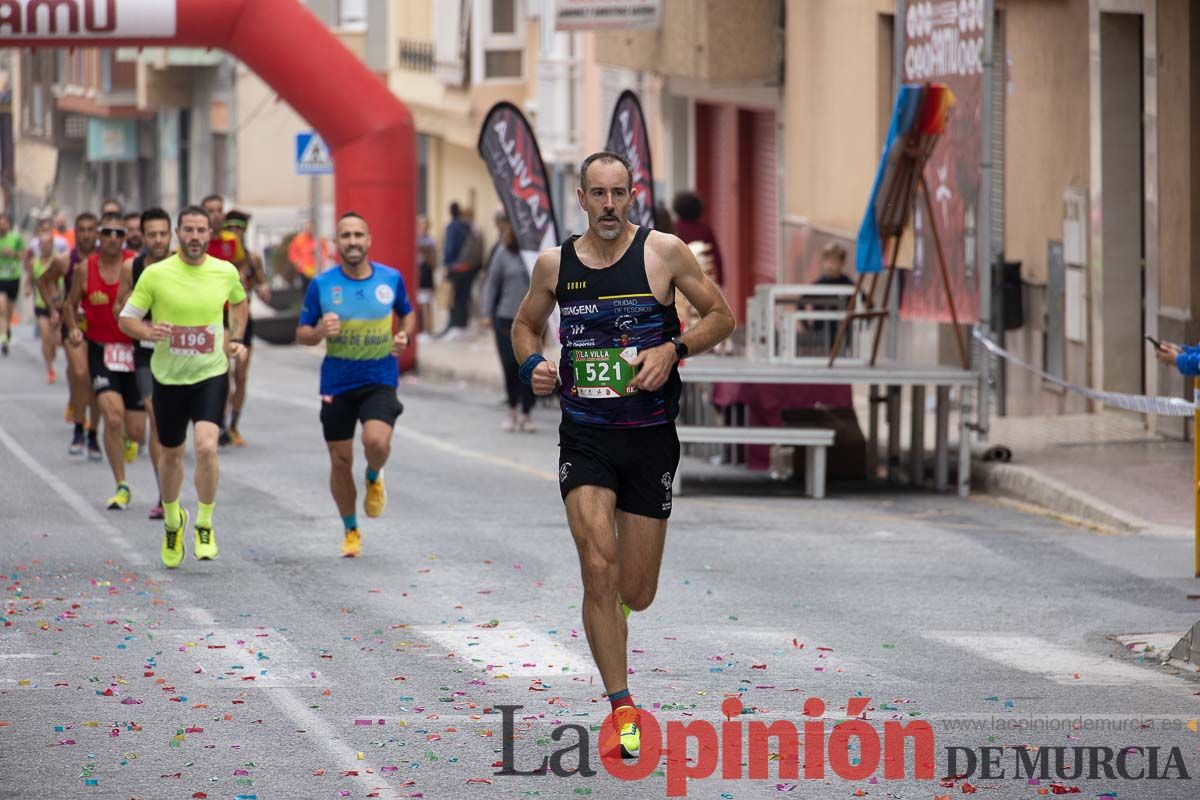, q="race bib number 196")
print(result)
[571,347,639,398]
[169,325,217,355]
